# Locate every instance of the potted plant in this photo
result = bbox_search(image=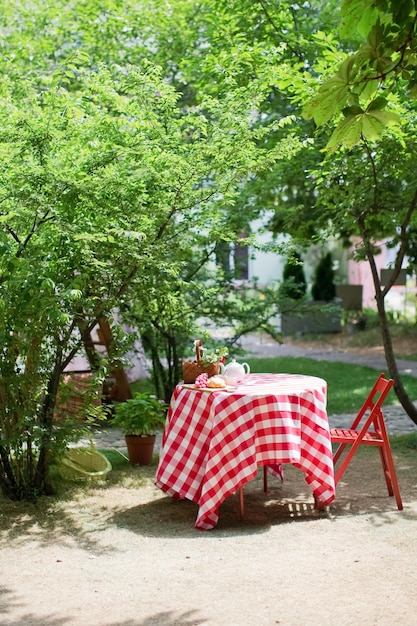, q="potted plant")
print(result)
[112,392,168,465]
